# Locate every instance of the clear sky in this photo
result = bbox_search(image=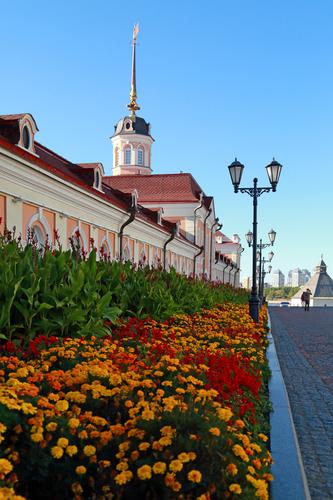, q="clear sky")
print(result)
[2,0,333,281]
